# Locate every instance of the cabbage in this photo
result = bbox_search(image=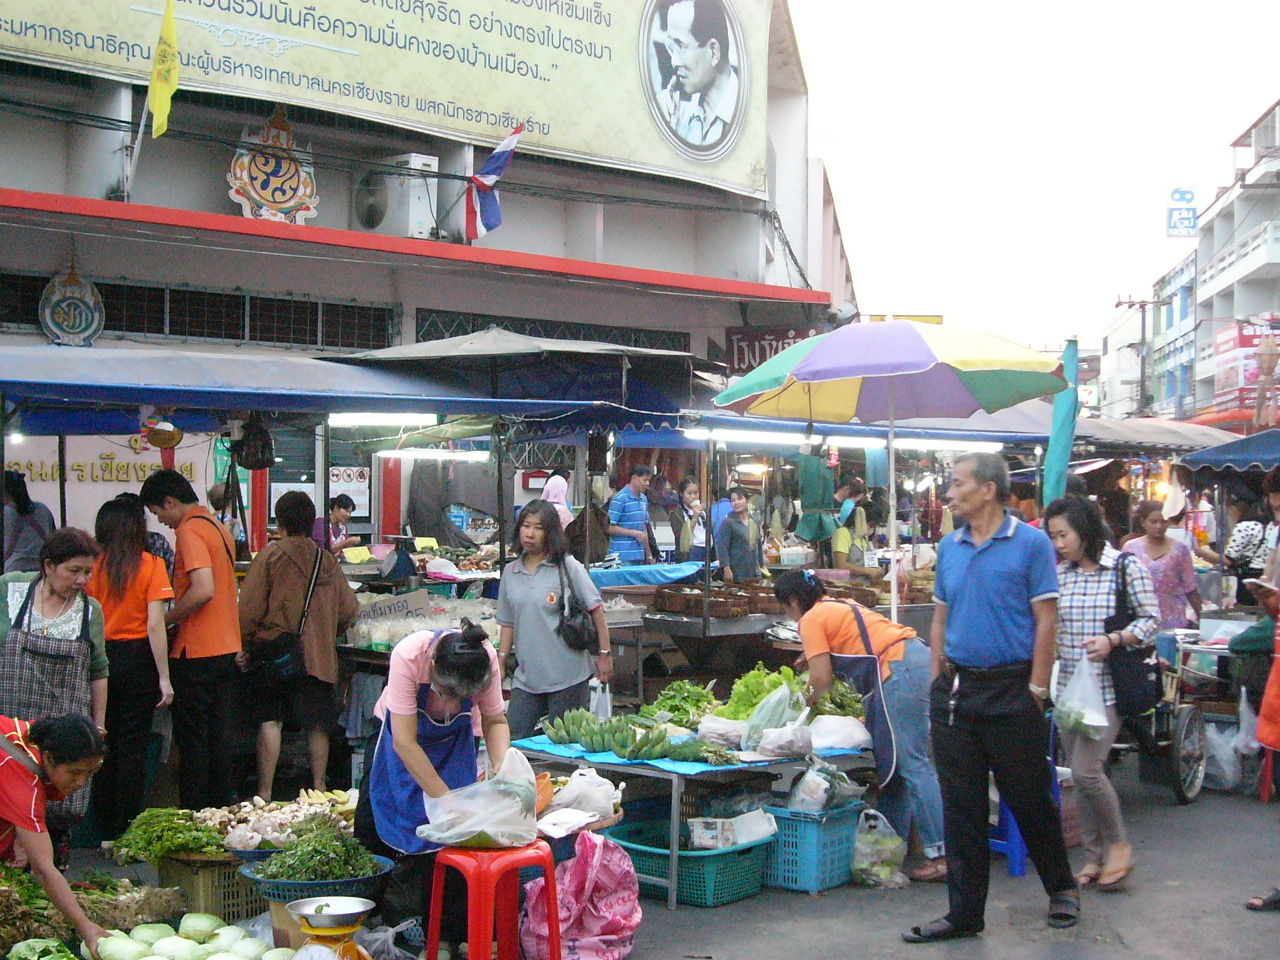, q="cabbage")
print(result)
[228,940,267,960]
[130,926,177,947]
[149,938,204,960]
[203,930,243,954]
[187,948,215,960]
[177,916,224,945]
[262,951,295,960]
[95,937,154,960]
[206,952,246,960]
